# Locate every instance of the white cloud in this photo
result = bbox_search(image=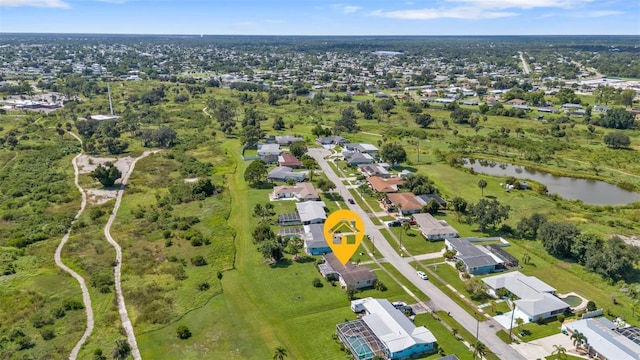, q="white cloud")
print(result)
[0,0,68,8]
[587,10,622,17]
[331,4,361,14]
[370,7,518,20]
[446,0,593,10]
